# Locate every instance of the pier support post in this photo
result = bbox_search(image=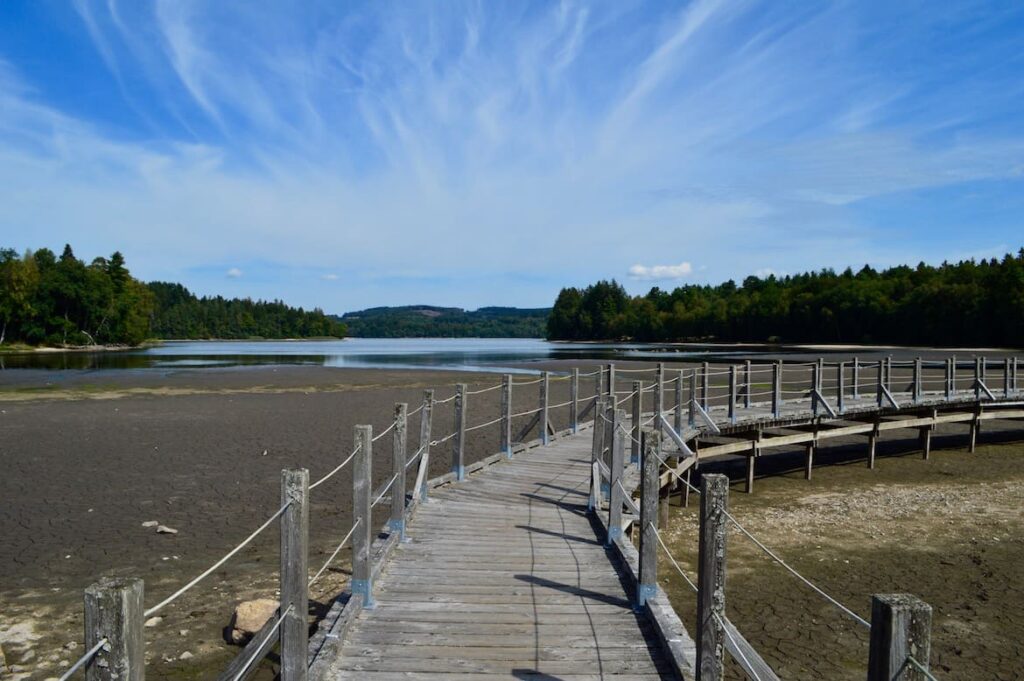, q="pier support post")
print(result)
[607,408,626,545]
[631,381,643,465]
[540,371,550,444]
[969,405,980,452]
[501,375,512,457]
[390,403,407,539]
[418,390,434,501]
[805,440,815,481]
[281,467,309,680]
[84,577,144,681]
[637,428,661,608]
[868,419,878,469]
[452,384,467,480]
[745,451,755,494]
[919,416,933,461]
[352,427,373,608]
[867,594,932,681]
[697,474,728,680]
[570,368,579,433]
